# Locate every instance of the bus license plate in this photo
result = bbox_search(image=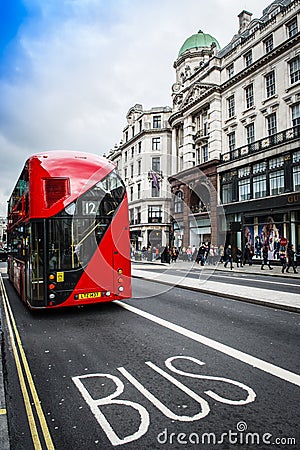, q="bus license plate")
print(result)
[78,292,101,299]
